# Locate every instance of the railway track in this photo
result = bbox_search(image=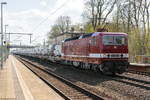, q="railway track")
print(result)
[17,55,150,99]
[19,55,150,86]
[127,70,150,77]
[110,75,150,91]
[116,74,150,85]
[18,55,150,89]
[16,56,106,100]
